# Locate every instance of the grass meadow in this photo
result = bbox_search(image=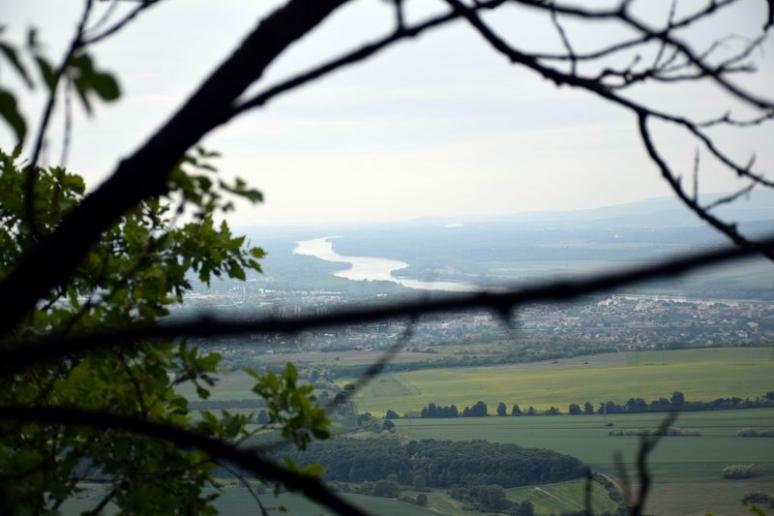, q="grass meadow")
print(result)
[61,489,436,516]
[394,409,774,514]
[393,409,774,482]
[506,479,620,515]
[345,347,774,415]
[169,347,774,514]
